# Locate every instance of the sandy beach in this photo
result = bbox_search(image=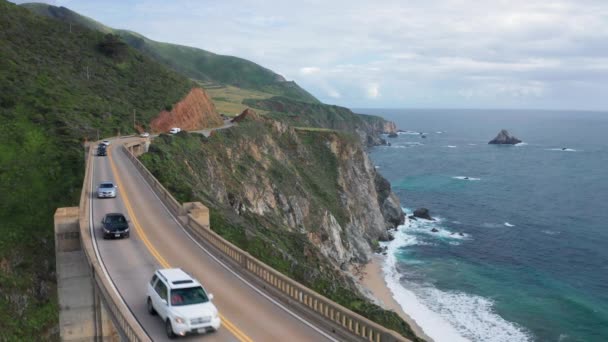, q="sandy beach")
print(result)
[359,254,433,341]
